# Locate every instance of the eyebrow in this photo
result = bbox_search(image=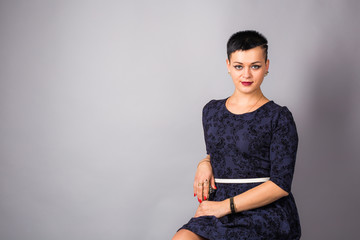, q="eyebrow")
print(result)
[233,61,262,64]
